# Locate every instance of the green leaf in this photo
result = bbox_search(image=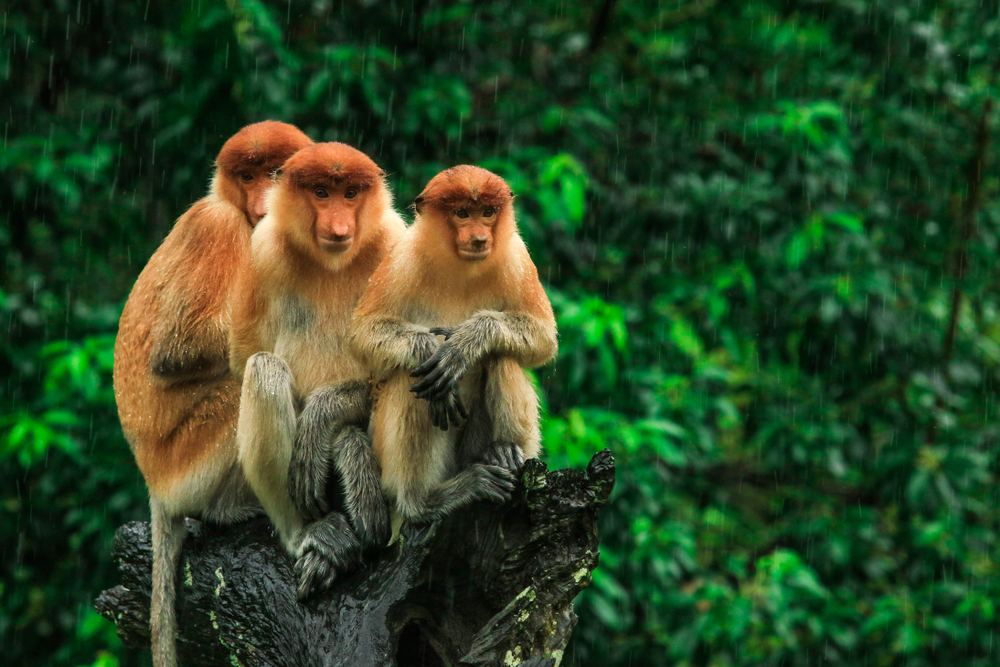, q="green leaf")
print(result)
[669,318,703,358]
